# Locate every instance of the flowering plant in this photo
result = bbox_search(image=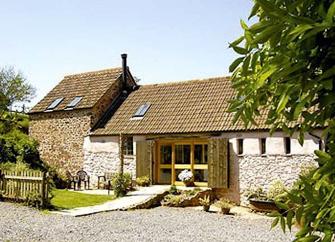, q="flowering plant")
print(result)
[178,169,193,182]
